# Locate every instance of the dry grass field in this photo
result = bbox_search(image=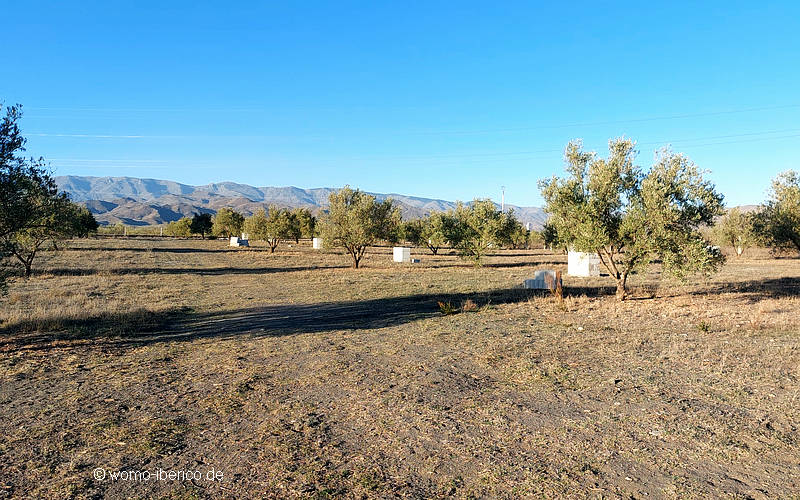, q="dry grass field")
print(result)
[1,238,799,498]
